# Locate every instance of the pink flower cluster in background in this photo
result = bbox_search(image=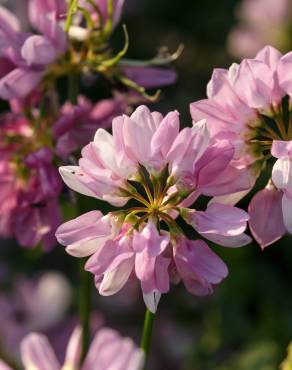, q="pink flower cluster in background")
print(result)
[0,0,178,250]
[0,326,144,370]
[228,0,292,58]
